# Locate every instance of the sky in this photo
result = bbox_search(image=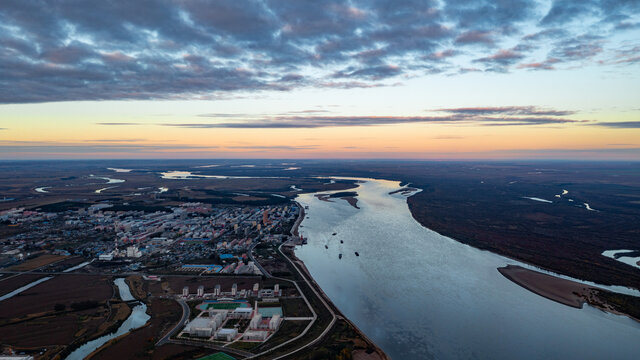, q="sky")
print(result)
[0,0,639,160]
